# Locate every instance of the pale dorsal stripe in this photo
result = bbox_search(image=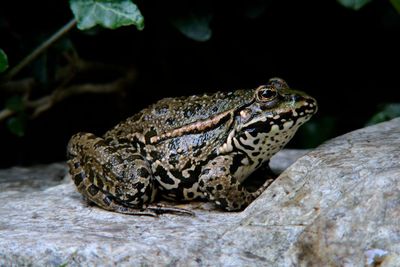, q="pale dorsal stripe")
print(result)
[150,110,233,144]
